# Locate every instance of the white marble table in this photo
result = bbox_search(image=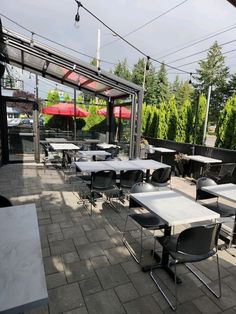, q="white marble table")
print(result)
[0,203,48,313]
[75,161,114,172]
[202,183,236,202]
[130,190,219,226]
[152,147,176,153]
[97,143,120,149]
[130,159,170,170]
[78,150,111,157]
[186,155,222,164]
[45,137,68,143]
[50,143,81,151]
